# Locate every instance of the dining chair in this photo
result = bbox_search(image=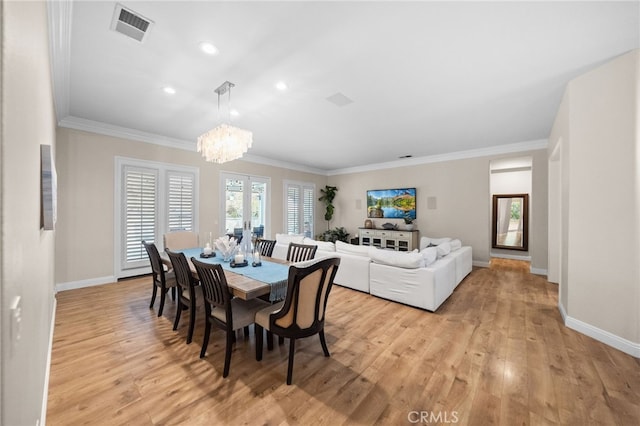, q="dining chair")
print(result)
[233,228,244,243]
[254,257,340,385]
[163,230,199,251]
[286,242,318,262]
[253,225,264,239]
[166,249,199,344]
[191,258,270,378]
[255,238,276,257]
[142,241,177,317]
